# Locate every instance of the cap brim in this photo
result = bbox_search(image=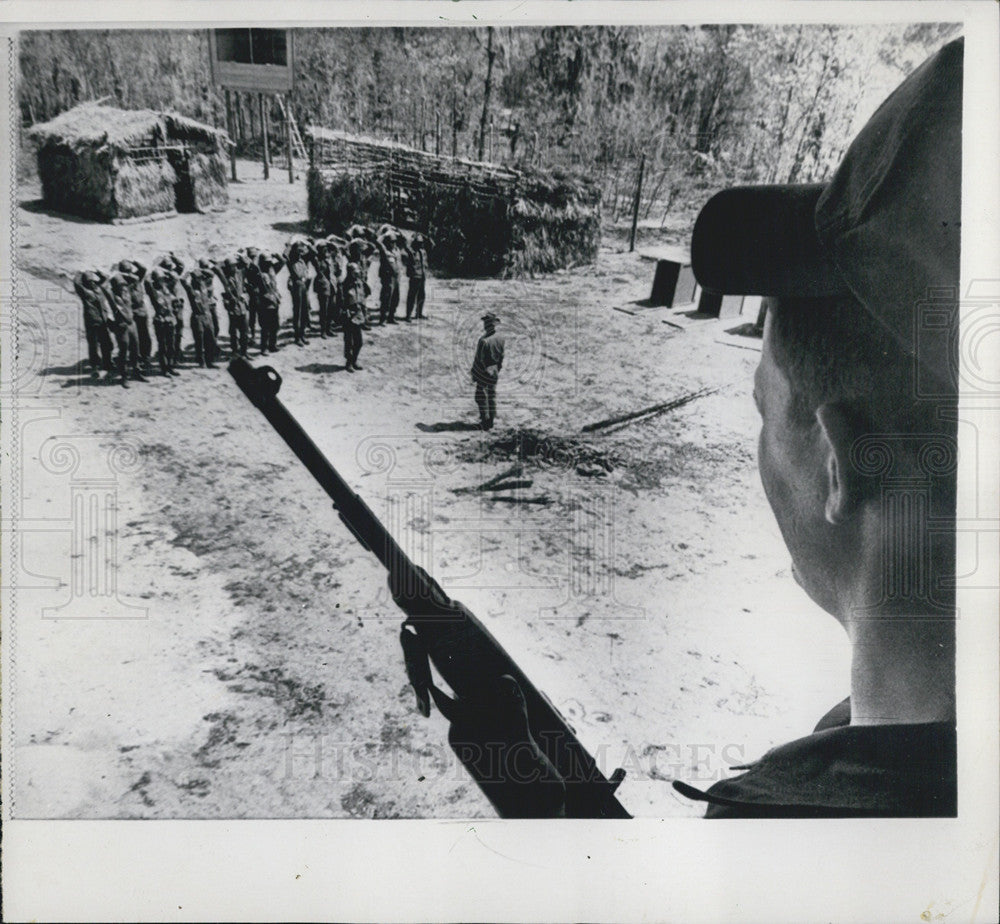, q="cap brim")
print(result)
[691,184,850,298]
